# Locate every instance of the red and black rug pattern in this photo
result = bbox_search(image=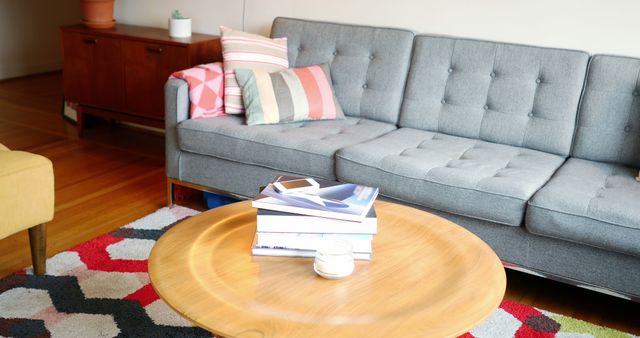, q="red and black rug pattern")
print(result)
[0,205,635,338]
[0,206,211,338]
